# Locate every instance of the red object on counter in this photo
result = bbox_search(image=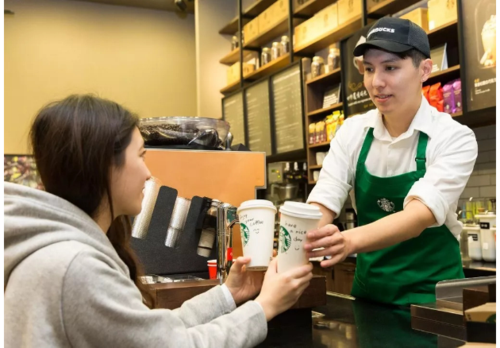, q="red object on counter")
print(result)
[207,260,217,279]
